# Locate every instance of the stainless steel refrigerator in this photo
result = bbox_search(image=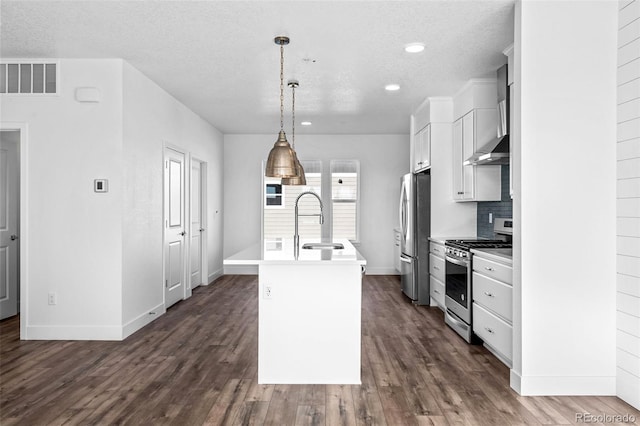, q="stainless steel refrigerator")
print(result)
[398,172,431,304]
